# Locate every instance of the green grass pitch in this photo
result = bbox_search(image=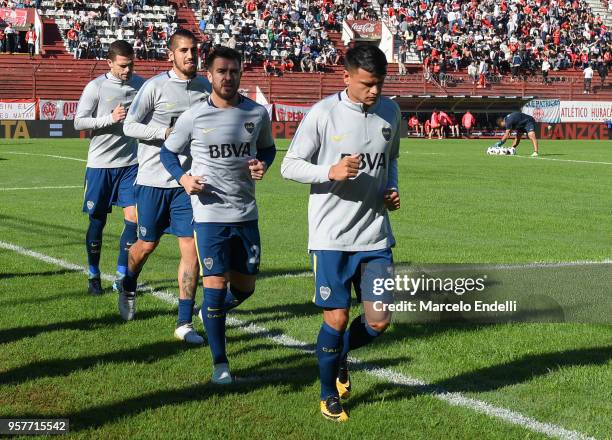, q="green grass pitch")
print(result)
[0,138,610,439]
